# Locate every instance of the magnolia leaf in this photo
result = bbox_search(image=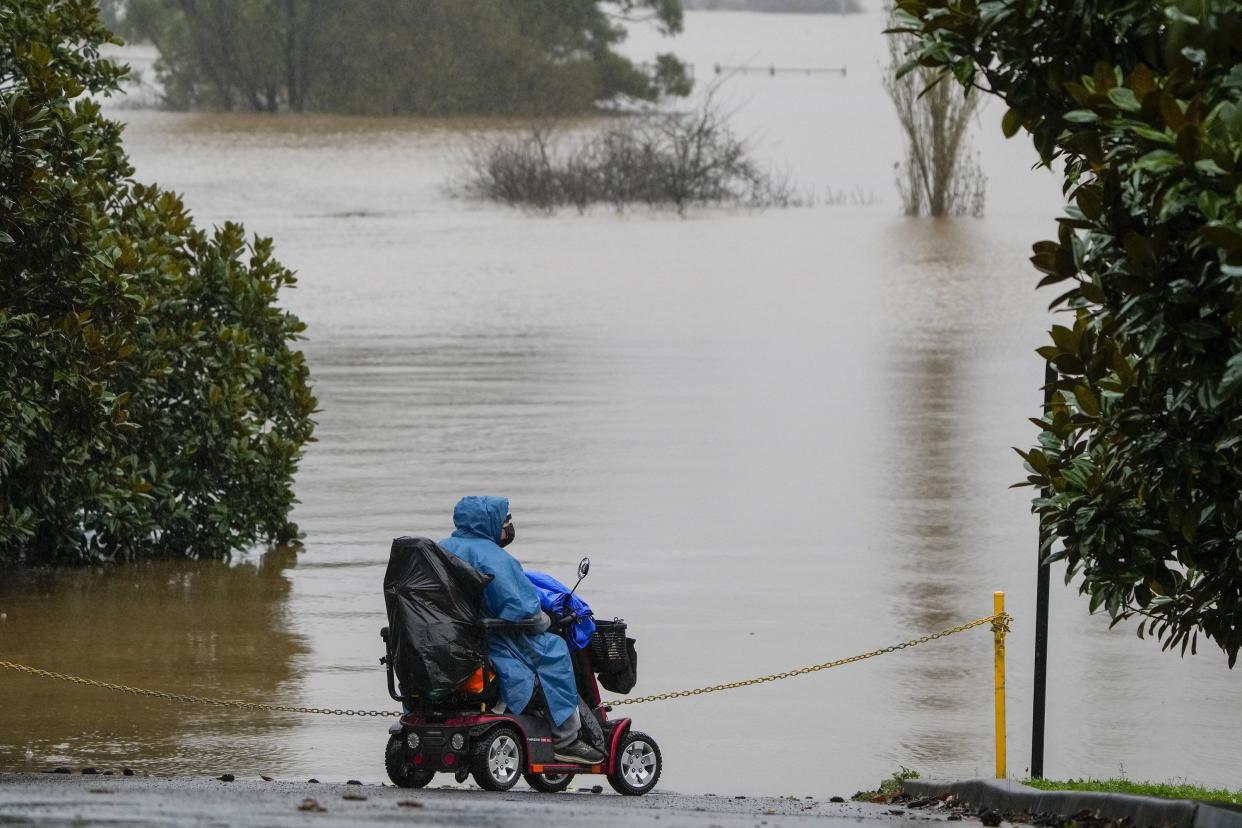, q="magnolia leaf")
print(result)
[1164,6,1199,24]
[1073,384,1101,416]
[1127,63,1157,97]
[894,60,920,81]
[1195,158,1227,176]
[1002,108,1023,137]
[1218,352,1242,400]
[1130,124,1175,144]
[1135,150,1181,172]
[1107,87,1141,112]
[1050,324,1079,354]
[1075,186,1103,220]
[1160,94,1186,131]
[1064,110,1099,124]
